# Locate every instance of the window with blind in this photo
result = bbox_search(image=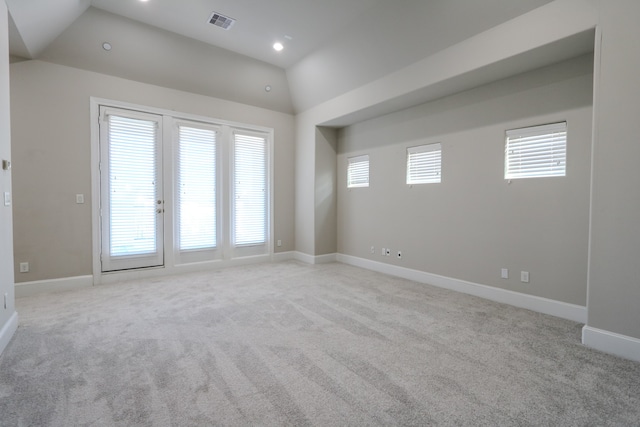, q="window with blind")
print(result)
[347,155,369,188]
[505,122,567,179]
[177,124,217,251]
[233,133,267,247]
[407,143,441,184]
